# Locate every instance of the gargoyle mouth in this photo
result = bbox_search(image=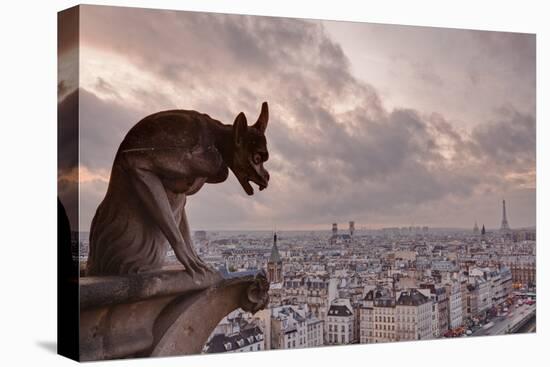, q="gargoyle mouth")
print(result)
[239,176,268,196]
